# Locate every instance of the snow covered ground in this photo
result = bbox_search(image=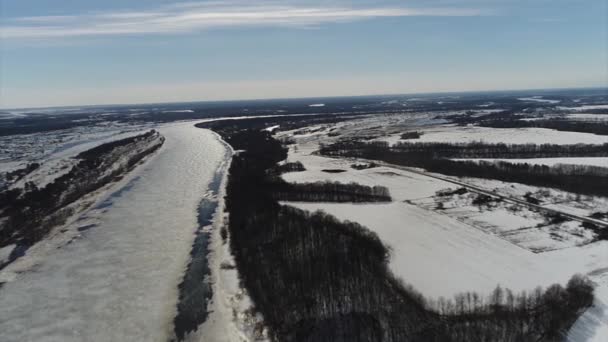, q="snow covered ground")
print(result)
[412,190,597,252]
[518,96,561,104]
[281,146,608,296]
[0,124,150,178]
[10,130,157,190]
[0,123,236,342]
[568,285,608,342]
[559,105,608,112]
[566,113,608,121]
[277,118,608,341]
[369,125,608,147]
[417,125,608,145]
